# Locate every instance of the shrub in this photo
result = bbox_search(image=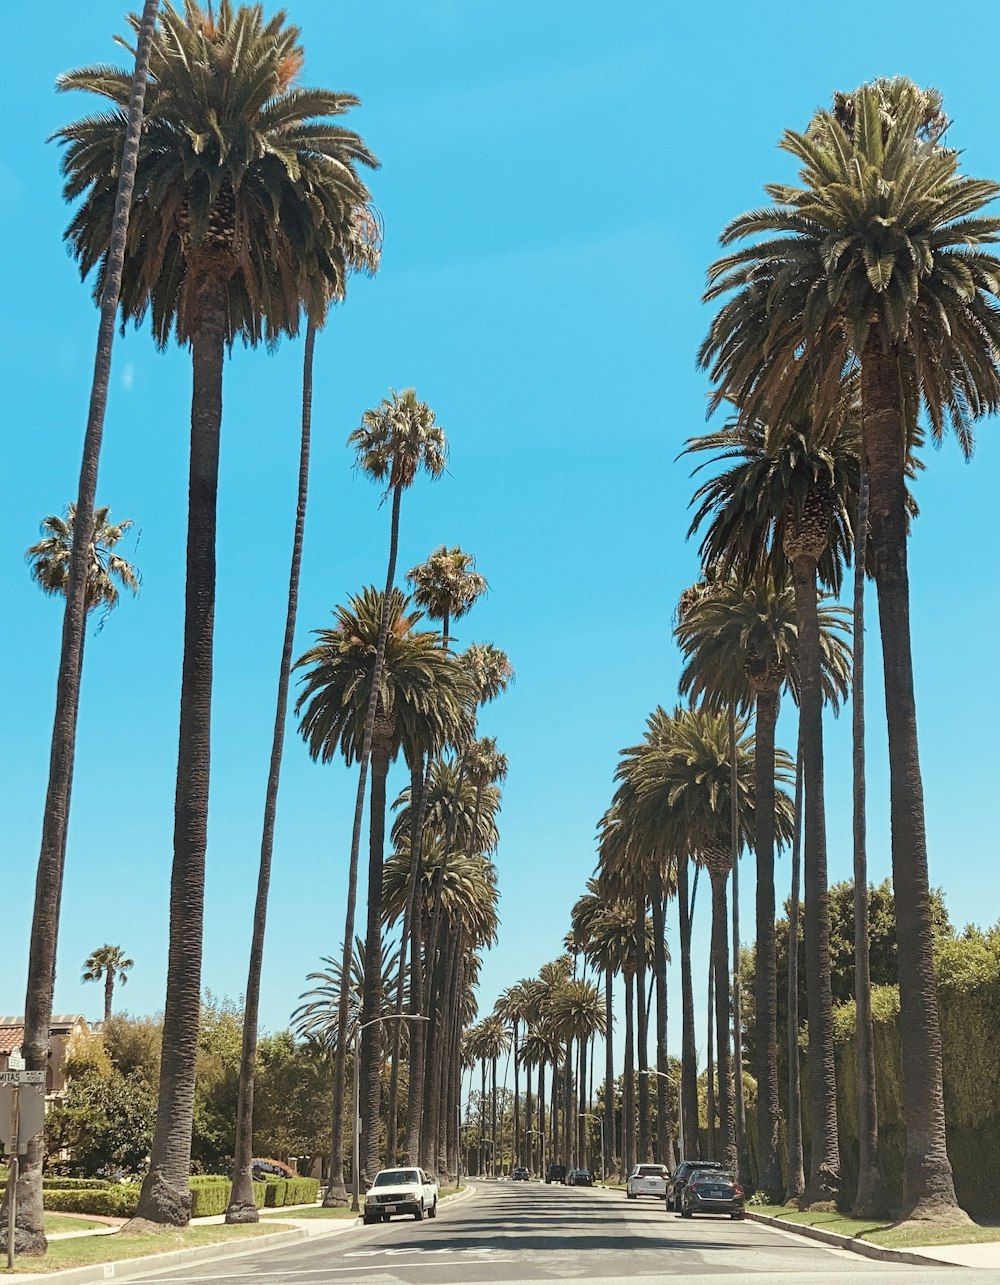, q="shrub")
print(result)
[43,1185,140,1217]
